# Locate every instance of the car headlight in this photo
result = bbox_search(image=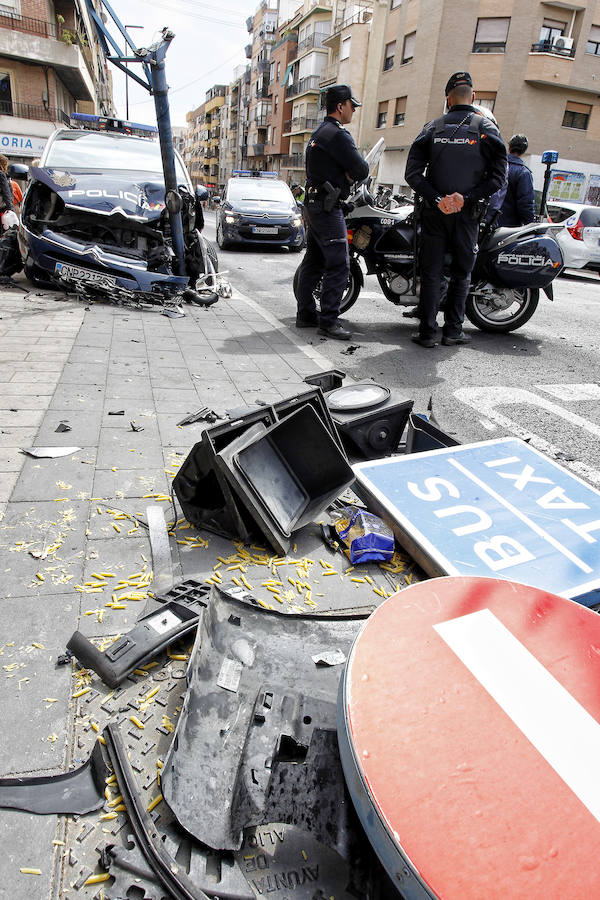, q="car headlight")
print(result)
[225,214,237,224]
[291,216,302,227]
